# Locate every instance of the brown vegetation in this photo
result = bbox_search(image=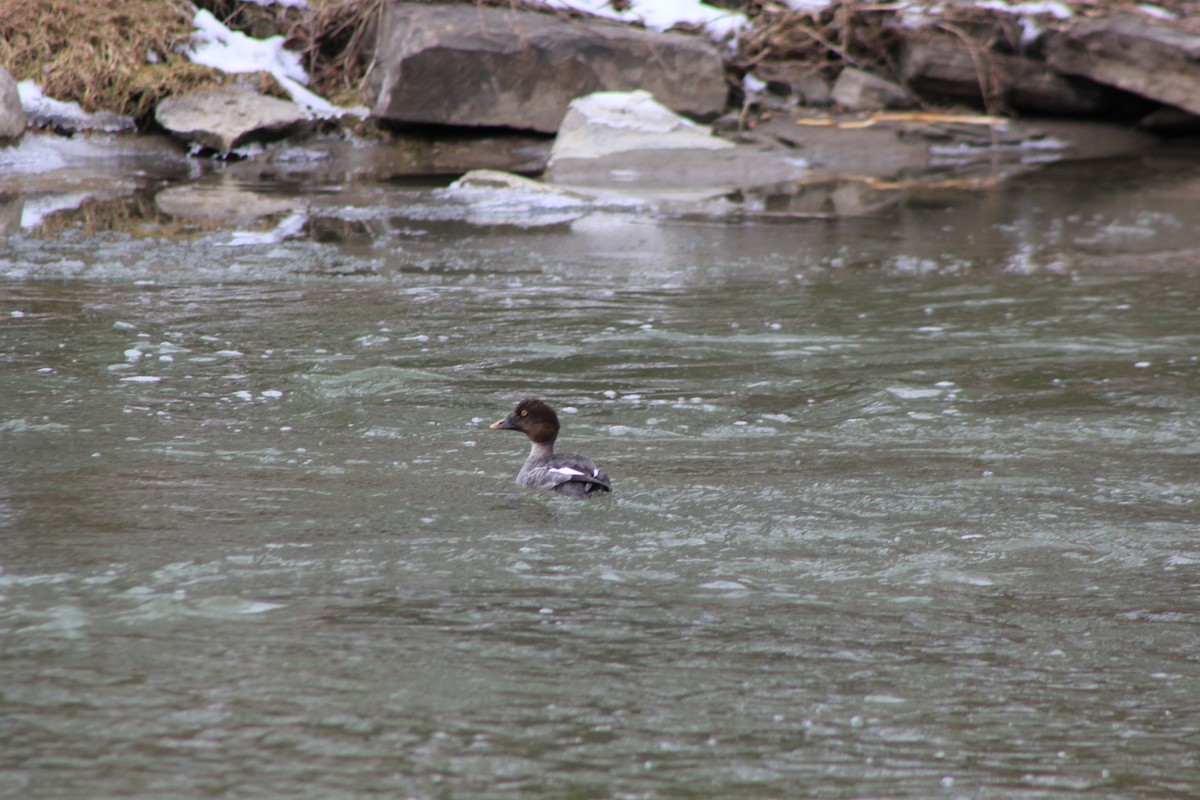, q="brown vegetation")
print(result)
[737,1,895,80]
[192,0,384,105]
[0,0,224,121]
[288,0,384,105]
[0,0,386,122]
